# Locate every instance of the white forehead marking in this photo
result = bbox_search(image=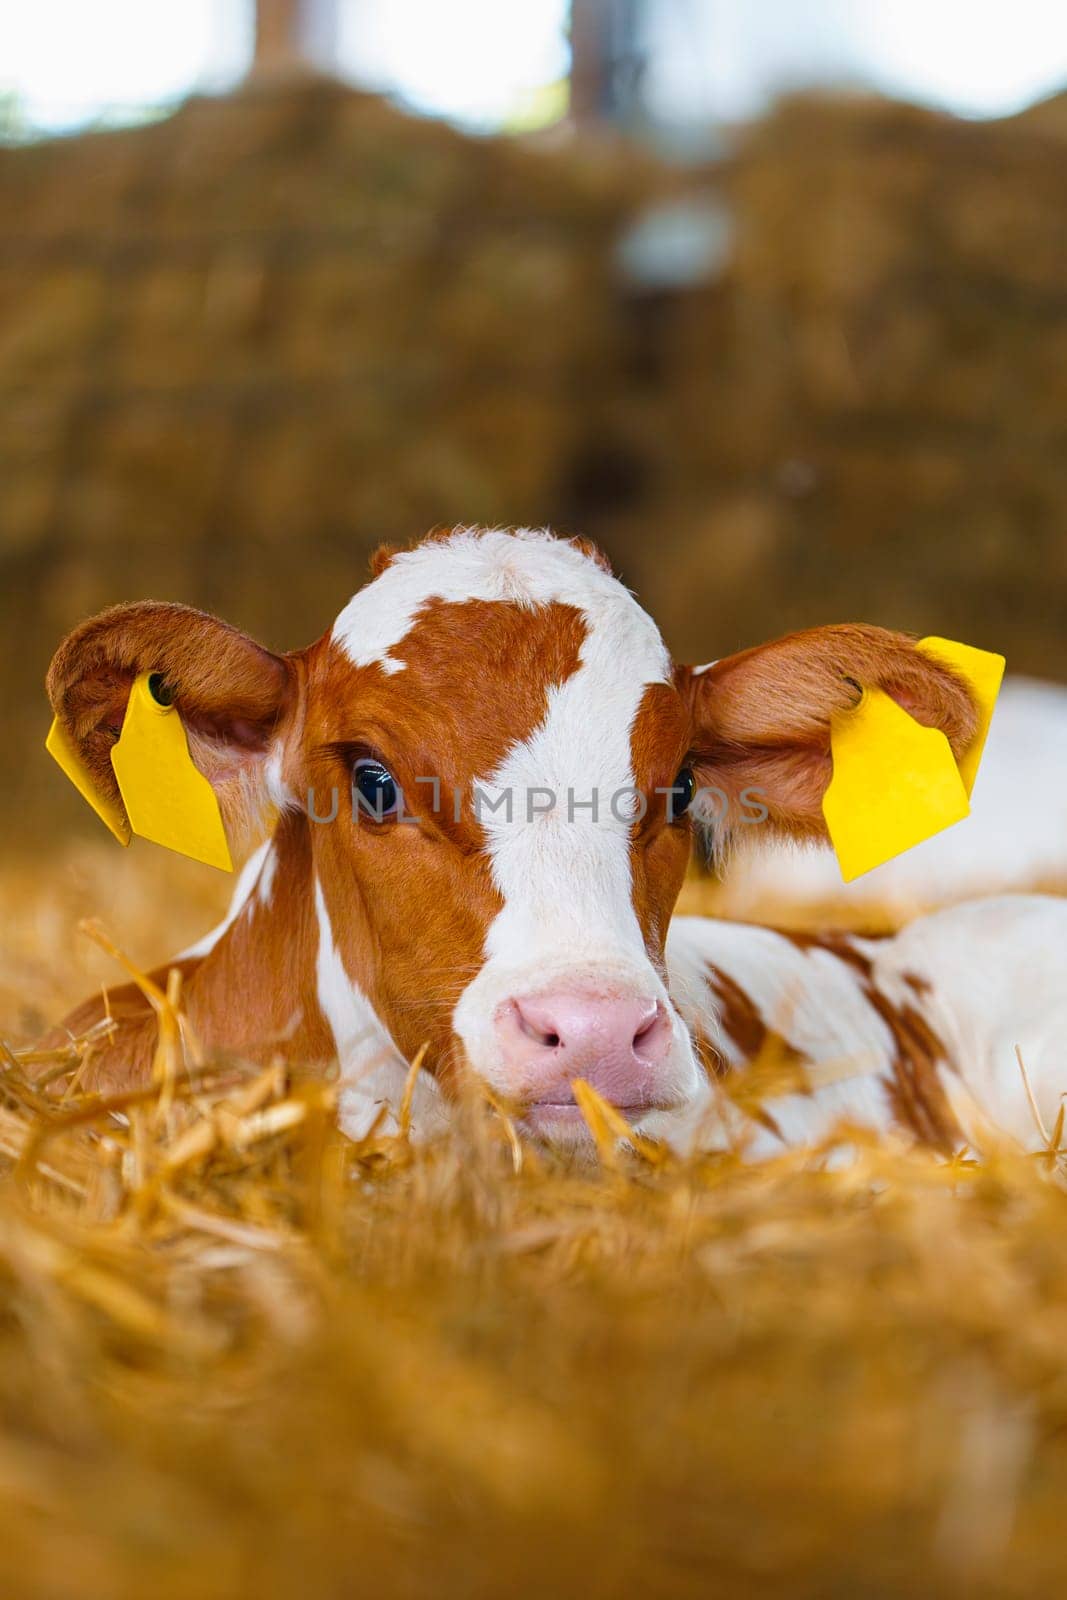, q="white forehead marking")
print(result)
[449,531,691,1091]
[332,527,667,678]
[476,584,668,957]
